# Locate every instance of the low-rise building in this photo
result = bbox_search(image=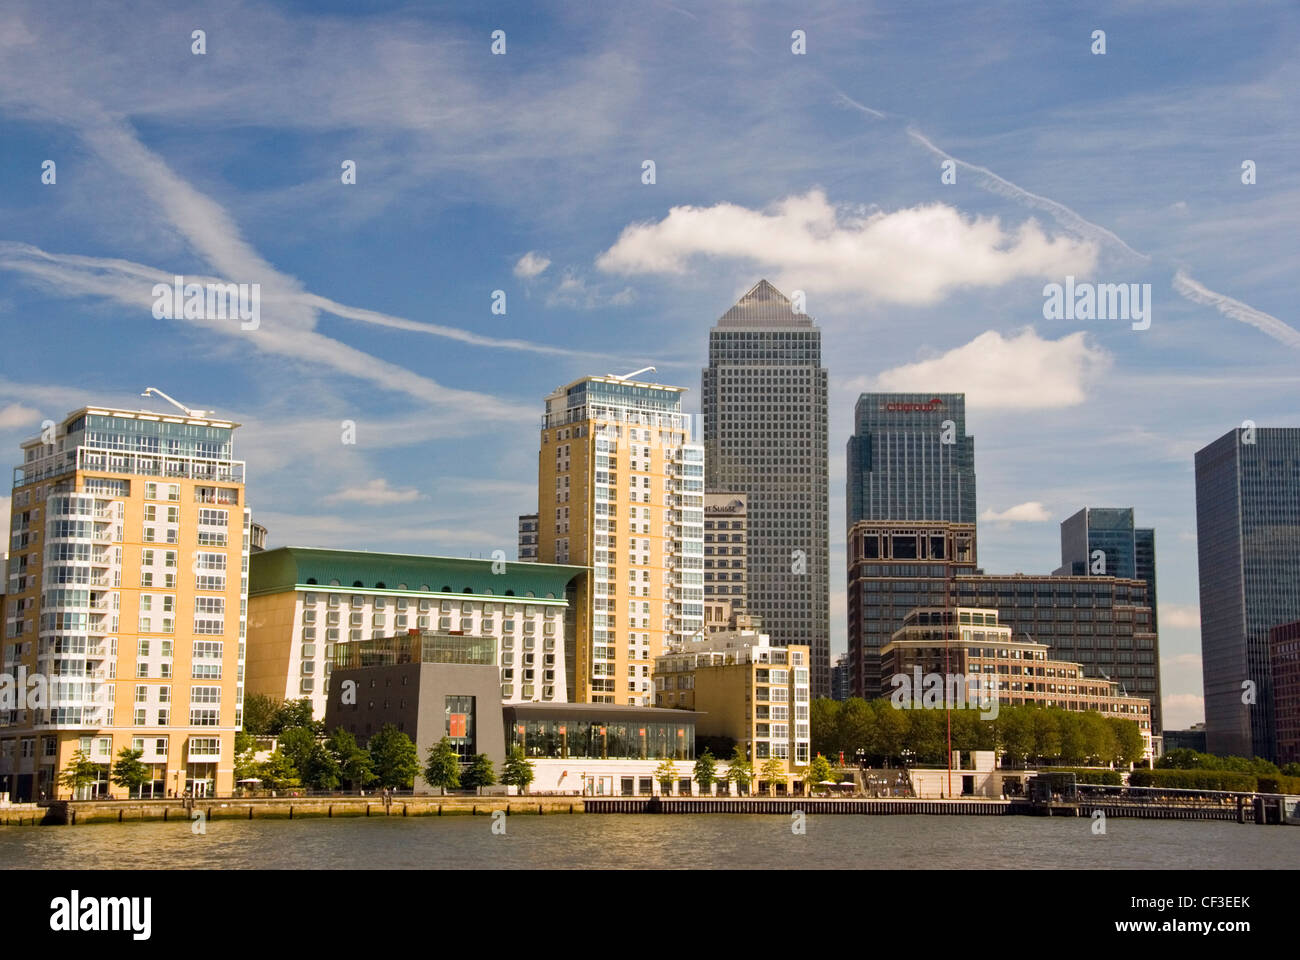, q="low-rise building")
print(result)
[654,624,812,793]
[247,547,585,718]
[881,606,1155,760]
